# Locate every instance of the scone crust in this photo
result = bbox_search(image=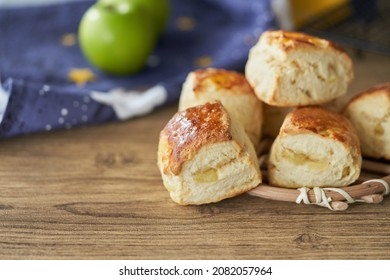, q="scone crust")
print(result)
[345,83,390,107]
[192,68,254,94]
[283,106,360,156]
[262,30,348,55]
[160,101,232,176]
